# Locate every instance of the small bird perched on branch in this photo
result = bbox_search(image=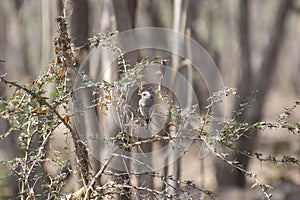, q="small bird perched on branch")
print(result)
[138,90,154,129]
